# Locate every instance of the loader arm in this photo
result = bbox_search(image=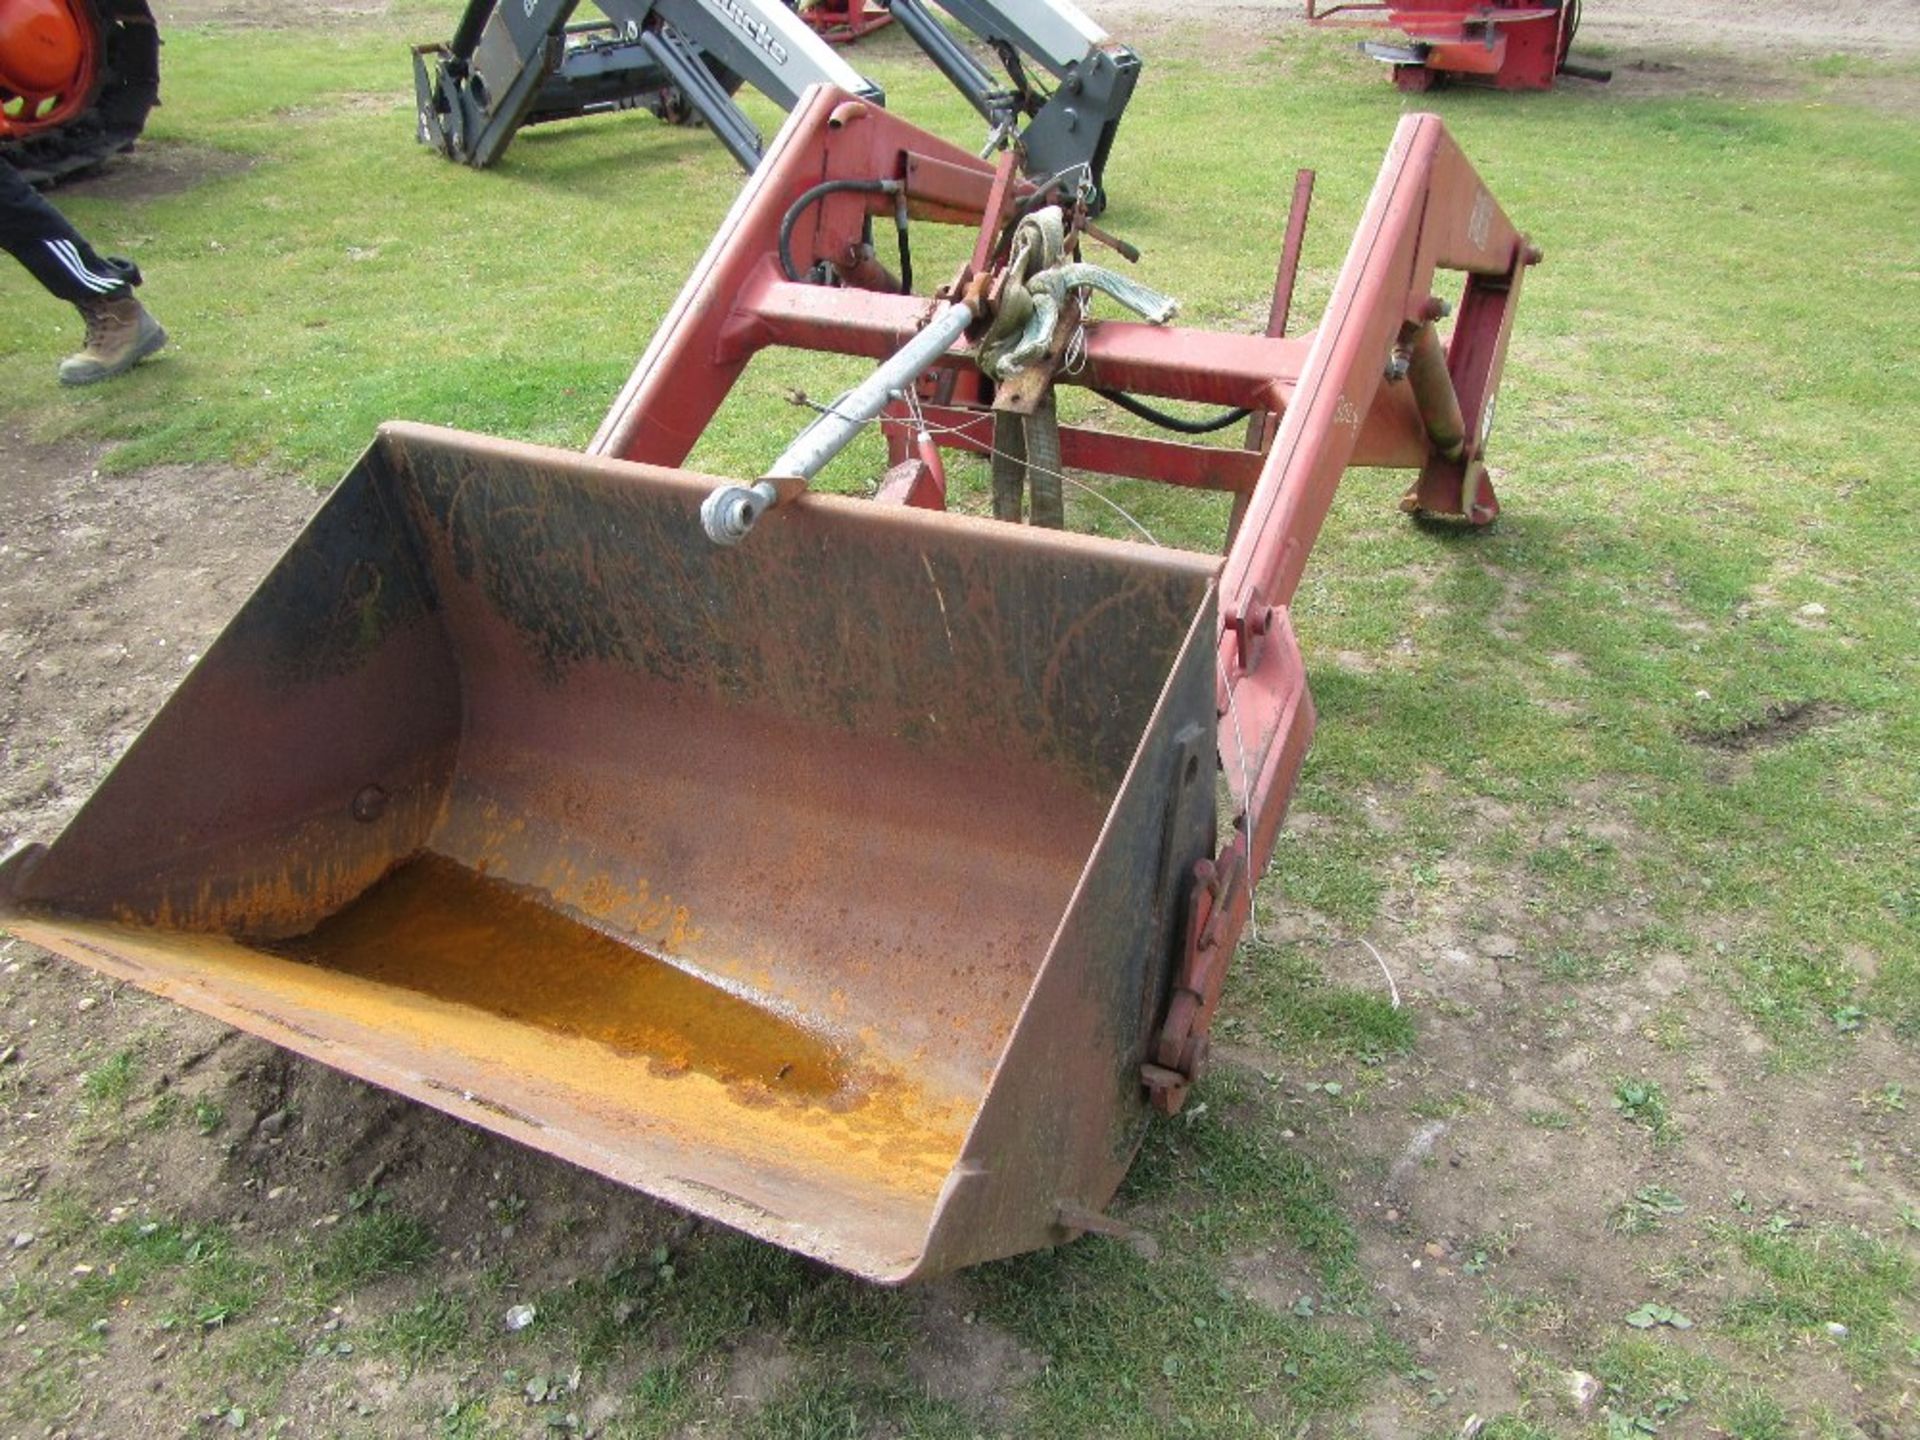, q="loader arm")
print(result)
[883,0,1139,205]
[413,0,879,169]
